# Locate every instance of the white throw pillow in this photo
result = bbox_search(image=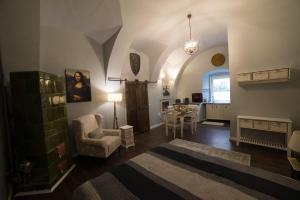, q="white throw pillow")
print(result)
[88,128,104,139]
